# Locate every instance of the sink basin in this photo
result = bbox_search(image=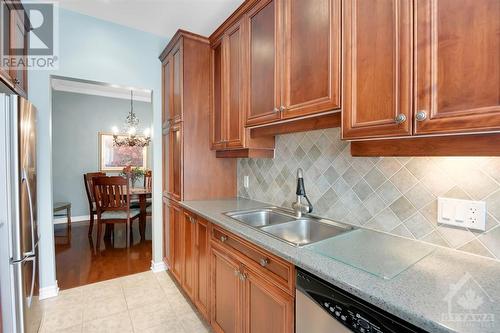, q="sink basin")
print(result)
[226,208,295,227]
[261,219,351,246]
[225,207,353,246]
